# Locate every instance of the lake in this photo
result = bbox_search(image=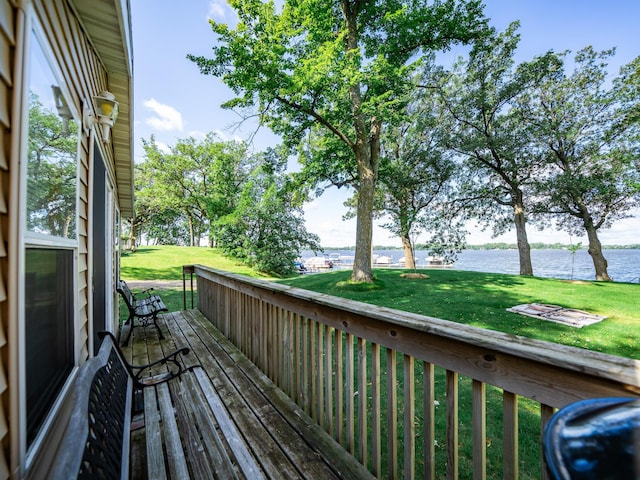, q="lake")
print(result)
[302,249,640,283]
